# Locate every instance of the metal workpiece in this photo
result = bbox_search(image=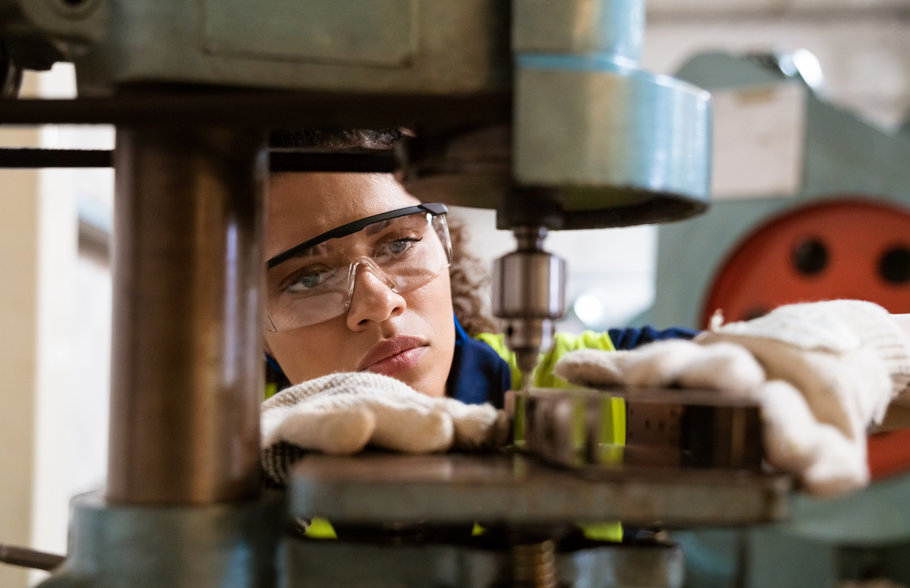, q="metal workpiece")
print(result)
[511,387,765,472]
[107,126,267,504]
[492,226,567,380]
[36,492,284,588]
[284,534,684,588]
[288,453,790,528]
